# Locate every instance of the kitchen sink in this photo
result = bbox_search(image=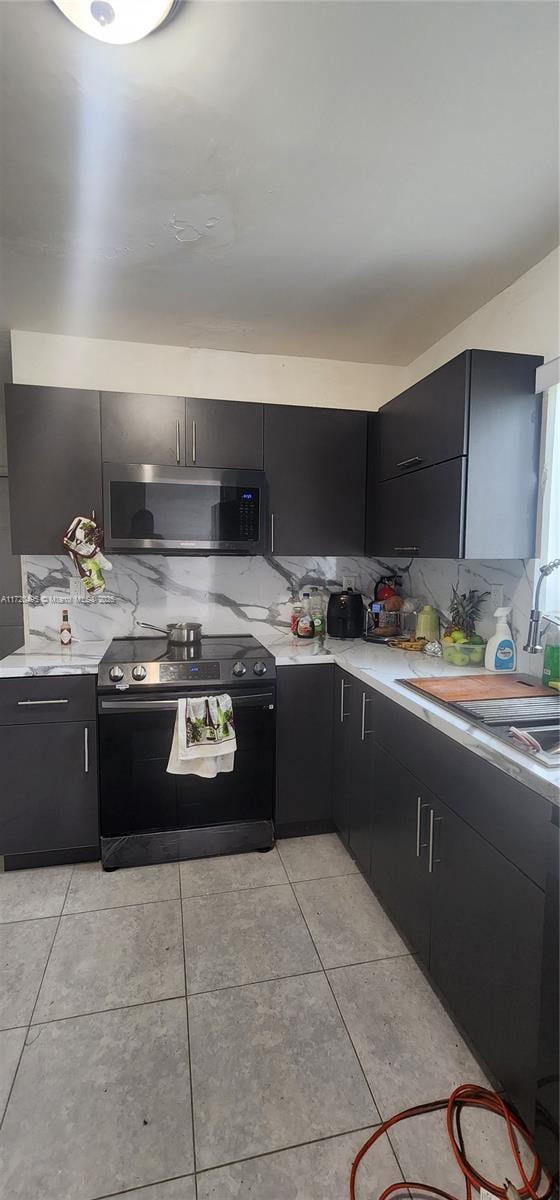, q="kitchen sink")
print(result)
[450,695,560,767]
